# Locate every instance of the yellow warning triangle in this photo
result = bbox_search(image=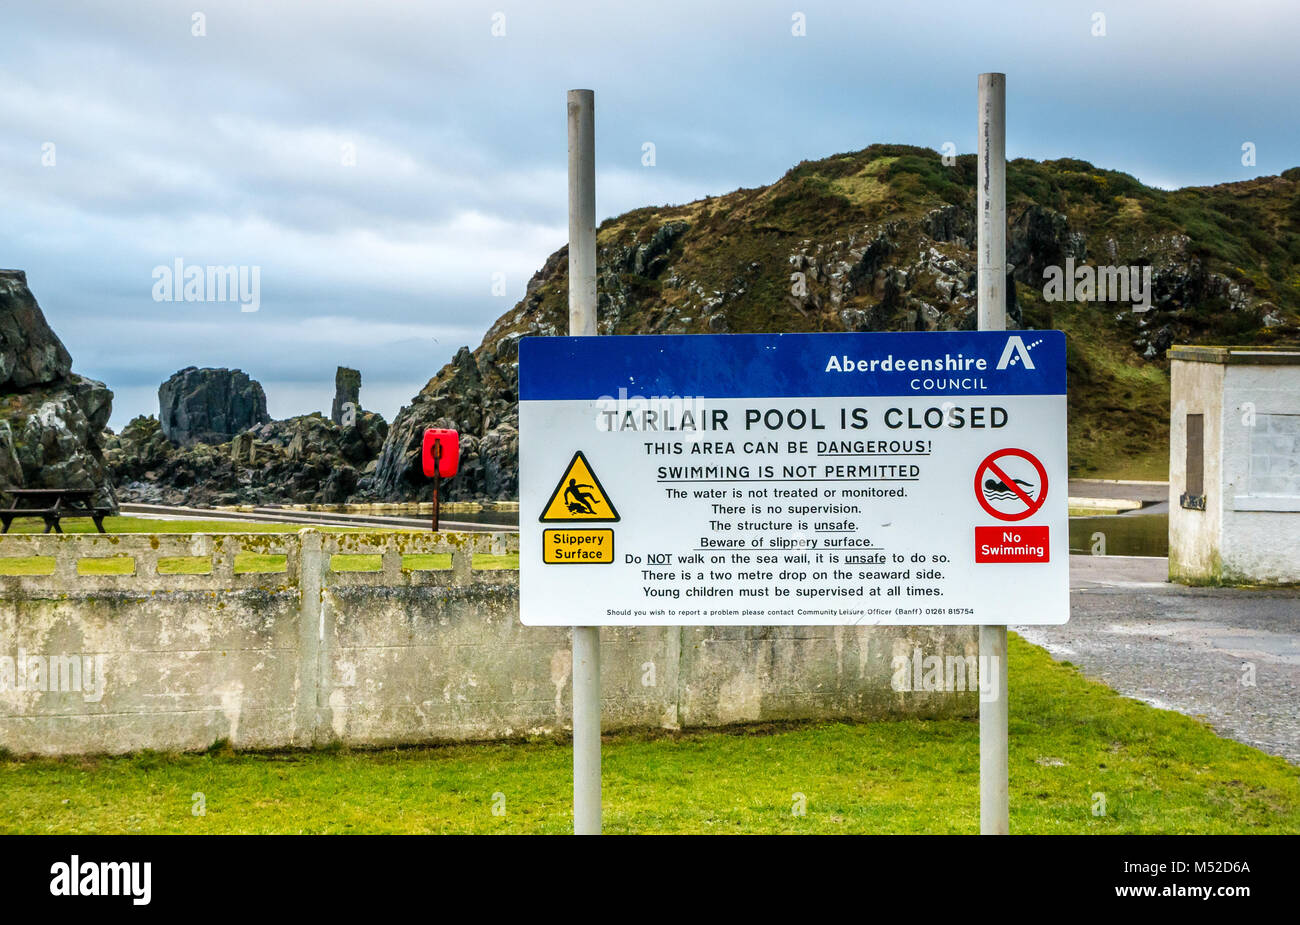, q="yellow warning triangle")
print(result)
[539,451,620,522]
